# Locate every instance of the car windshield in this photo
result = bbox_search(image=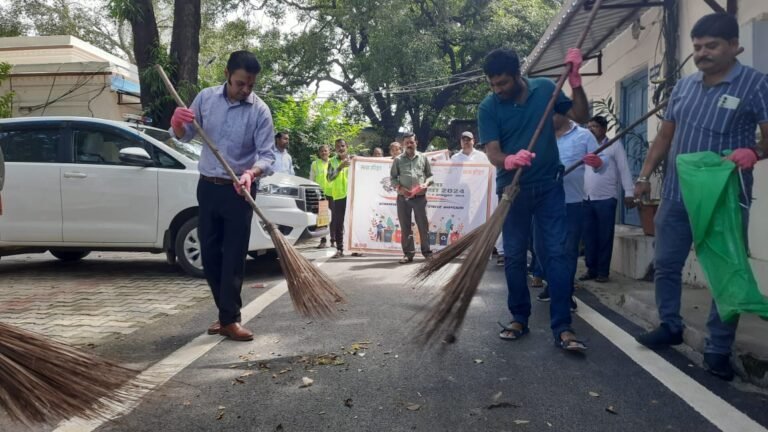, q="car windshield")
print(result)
[137,126,202,161]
